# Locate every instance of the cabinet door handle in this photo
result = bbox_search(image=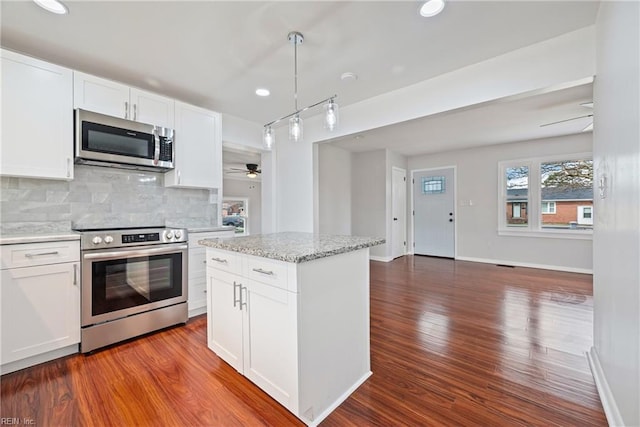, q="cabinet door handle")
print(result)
[211,257,227,264]
[240,286,247,310]
[152,128,160,165]
[233,281,241,308]
[67,158,71,178]
[133,103,137,121]
[252,268,274,276]
[178,170,181,185]
[73,264,78,286]
[25,251,59,258]
[124,101,129,119]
